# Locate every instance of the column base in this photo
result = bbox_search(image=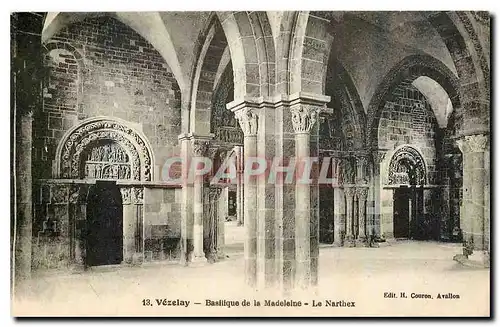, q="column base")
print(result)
[453,251,490,268]
[356,236,369,247]
[332,241,343,248]
[69,263,85,273]
[189,254,208,266]
[345,236,356,247]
